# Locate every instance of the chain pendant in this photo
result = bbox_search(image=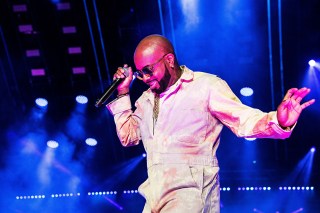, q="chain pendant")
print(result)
[153,93,160,122]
